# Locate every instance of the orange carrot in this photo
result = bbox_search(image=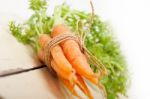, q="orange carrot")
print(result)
[37,49,45,62]
[51,24,98,84]
[51,60,77,83]
[38,49,76,82]
[38,34,76,82]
